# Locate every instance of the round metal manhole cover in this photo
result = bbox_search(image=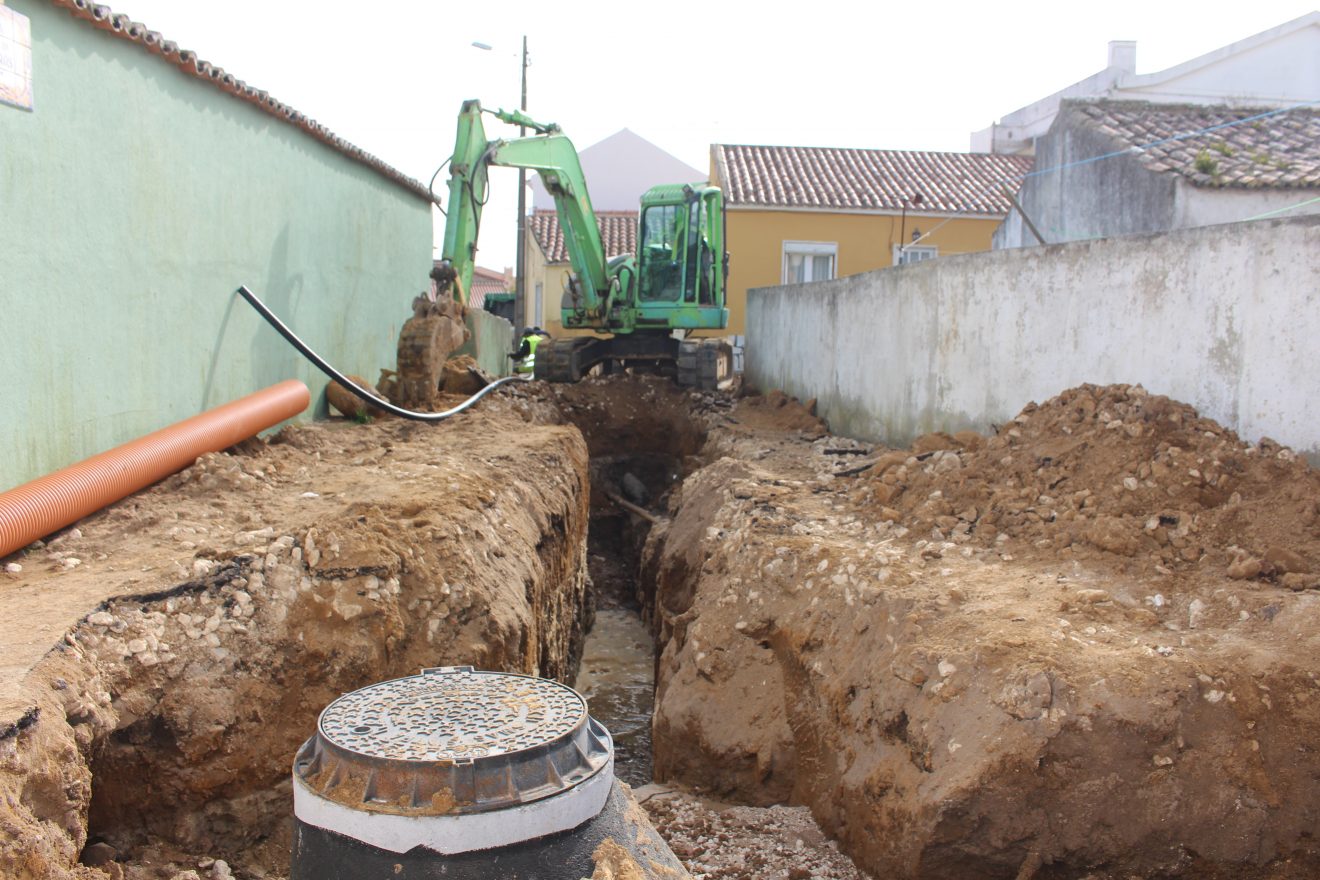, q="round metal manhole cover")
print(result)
[295,666,611,816]
[319,667,587,762]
